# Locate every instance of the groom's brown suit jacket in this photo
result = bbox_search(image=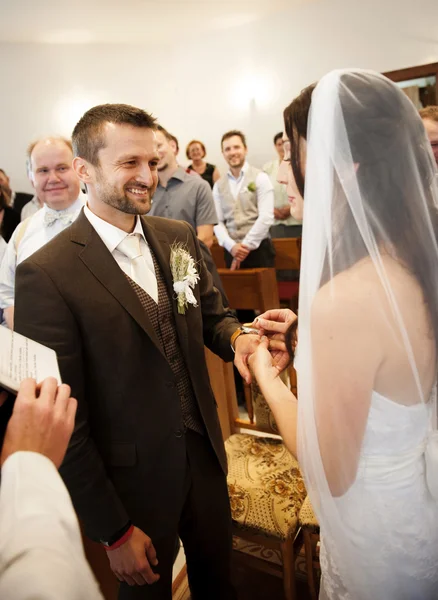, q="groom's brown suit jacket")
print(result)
[14,209,239,542]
